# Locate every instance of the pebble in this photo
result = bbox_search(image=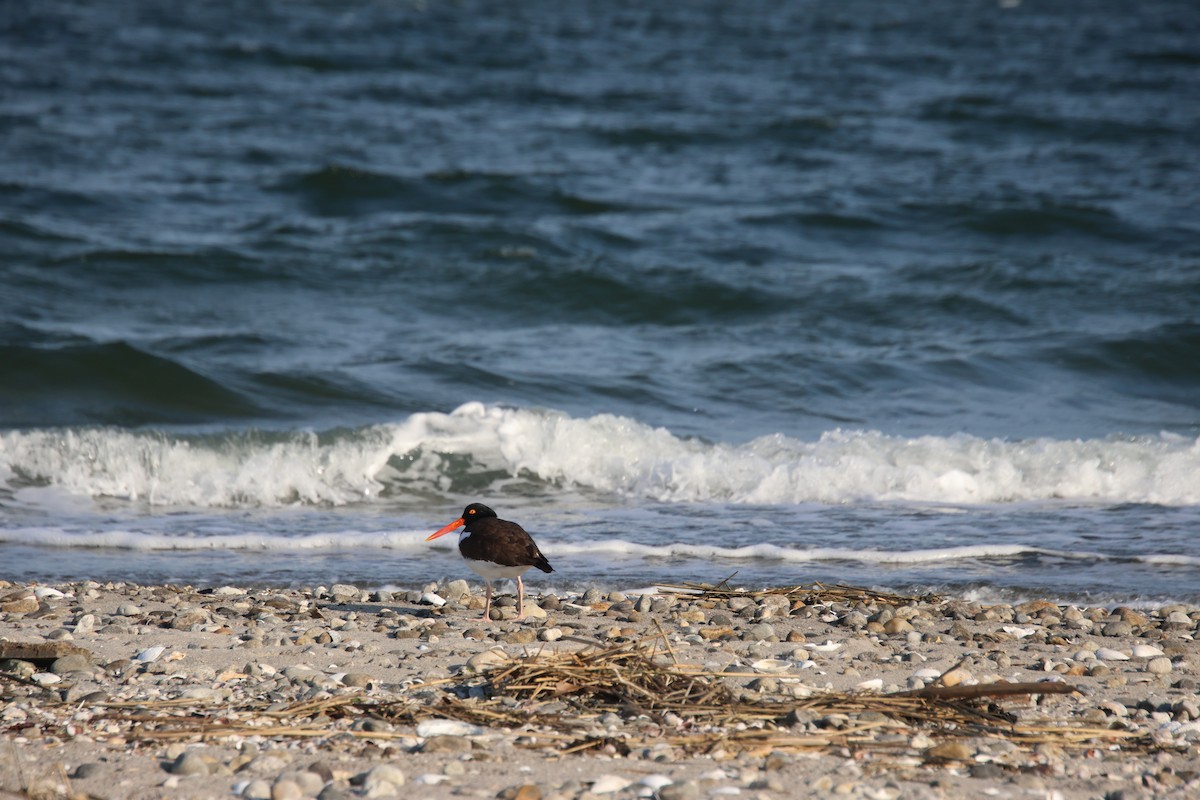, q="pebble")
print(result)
[50,653,92,674]
[361,764,406,797]
[270,779,303,800]
[341,672,375,688]
[939,667,972,687]
[658,781,702,800]
[1147,657,1173,675]
[925,742,973,761]
[168,750,211,776]
[467,649,510,673]
[1133,644,1165,658]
